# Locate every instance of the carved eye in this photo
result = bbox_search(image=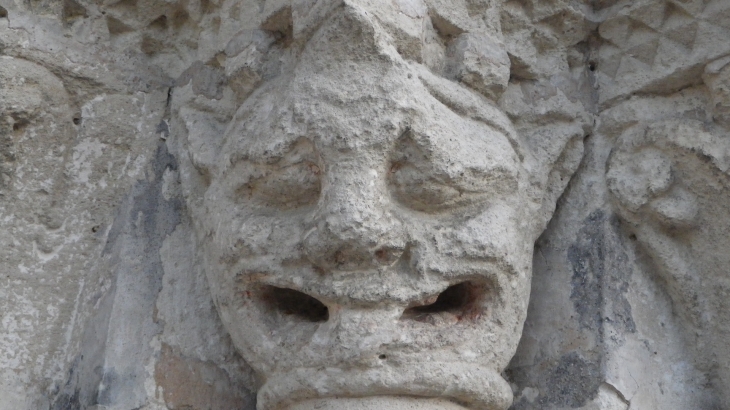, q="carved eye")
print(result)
[240,161,321,209]
[389,162,467,213]
[388,132,519,214]
[388,136,488,213]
